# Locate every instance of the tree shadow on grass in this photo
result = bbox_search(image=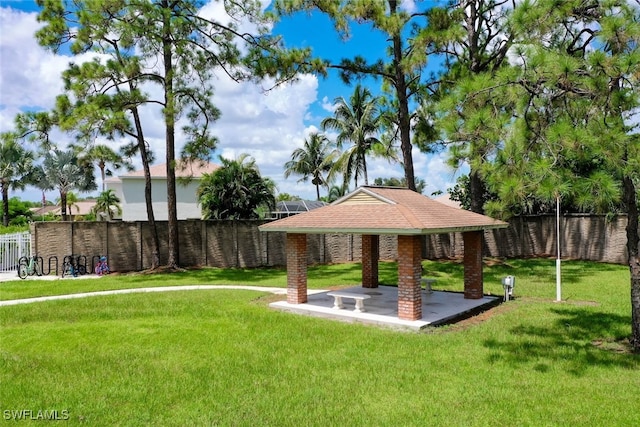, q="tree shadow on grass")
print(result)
[421,258,625,288]
[117,258,624,290]
[480,259,623,286]
[483,306,638,375]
